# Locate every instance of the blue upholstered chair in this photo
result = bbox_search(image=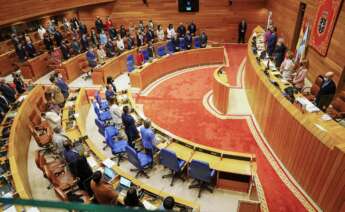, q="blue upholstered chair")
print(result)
[93,101,112,121]
[95,91,109,111]
[141,49,149,62]
[188,160,216,198]
[167,41,175,53]
[159,148,186,186]
[95,118,106,136]
[125,146,152,178]
[127,55,135,72]
[179,37,186,50]
[157,46,166,57]
[193,36,201,48]
[105,126,127,165]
